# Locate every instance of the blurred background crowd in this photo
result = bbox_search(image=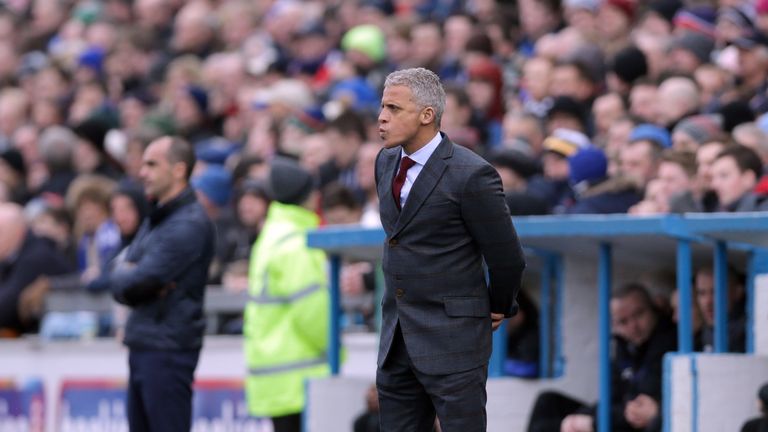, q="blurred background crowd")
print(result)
[1,0,768,341]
